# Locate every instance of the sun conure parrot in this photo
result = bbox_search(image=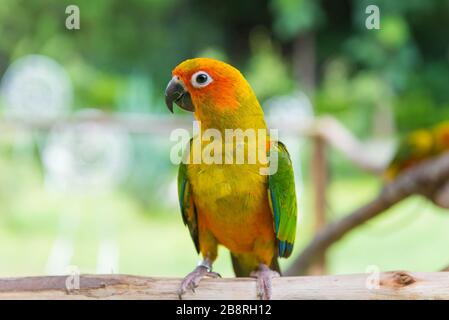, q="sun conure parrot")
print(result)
[385,121,449,180]
[165,58,297,300]
[385,121,449,208]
